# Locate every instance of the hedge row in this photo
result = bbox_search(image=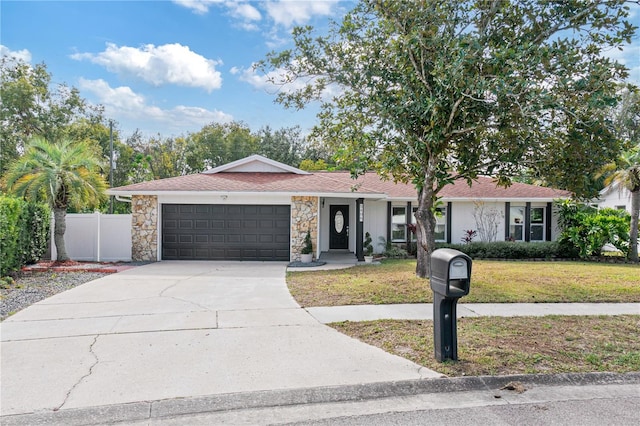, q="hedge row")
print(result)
[0,196,51,276]
[435,241,579,259]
